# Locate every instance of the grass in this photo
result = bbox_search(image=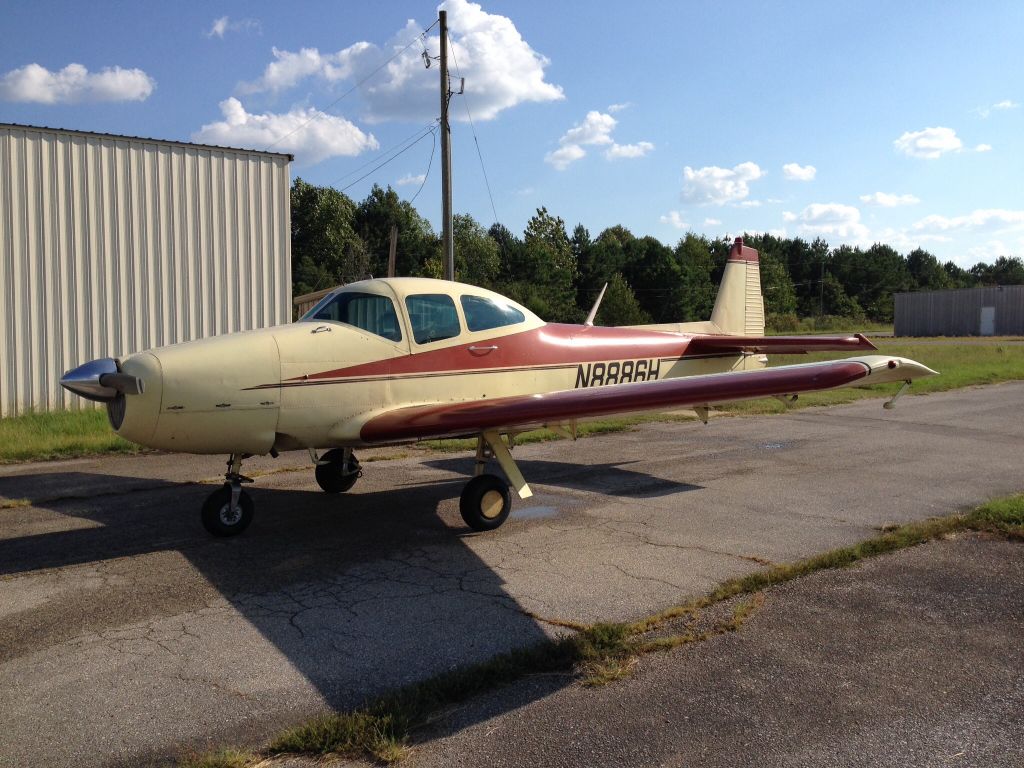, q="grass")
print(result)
[4,337,1024,464]
[181,493,1024,767]
[0,408,139,463]
[767,315,893,334]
